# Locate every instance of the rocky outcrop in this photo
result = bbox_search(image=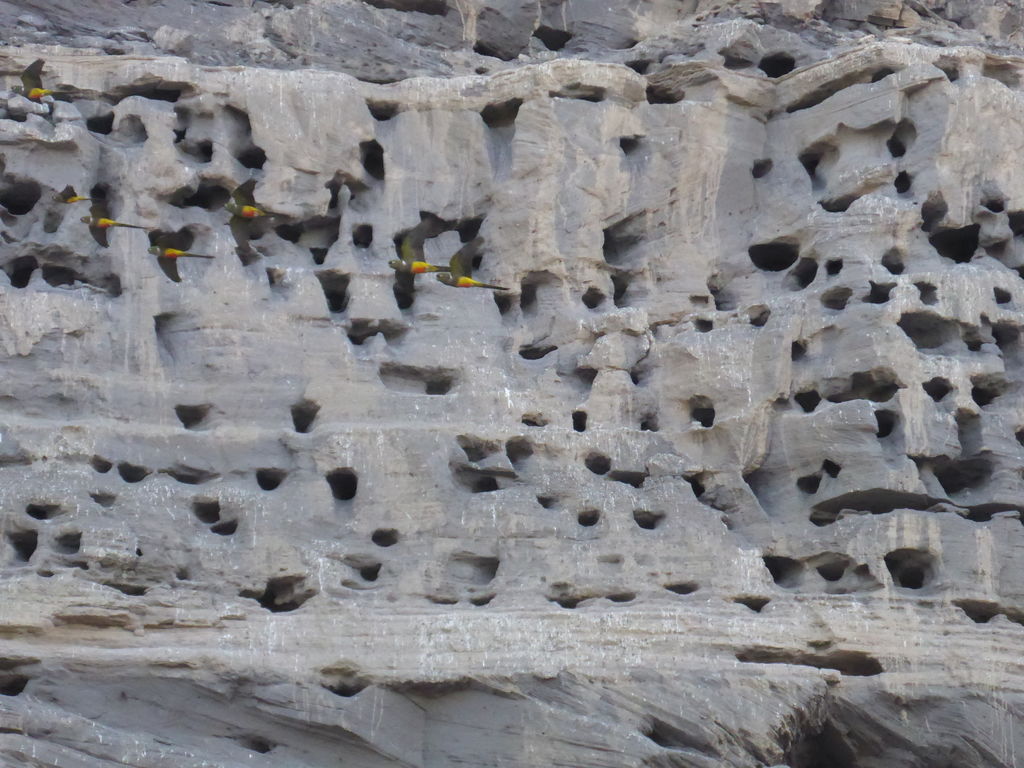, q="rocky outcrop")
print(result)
[2,3,1024,767]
